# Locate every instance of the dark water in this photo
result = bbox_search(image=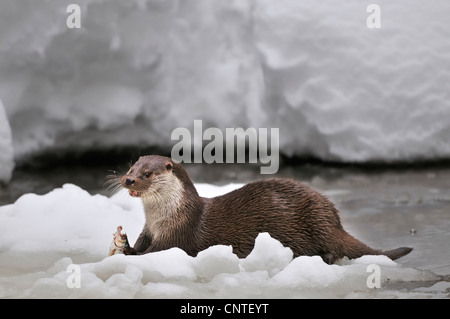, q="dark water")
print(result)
[1,155,450,277]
